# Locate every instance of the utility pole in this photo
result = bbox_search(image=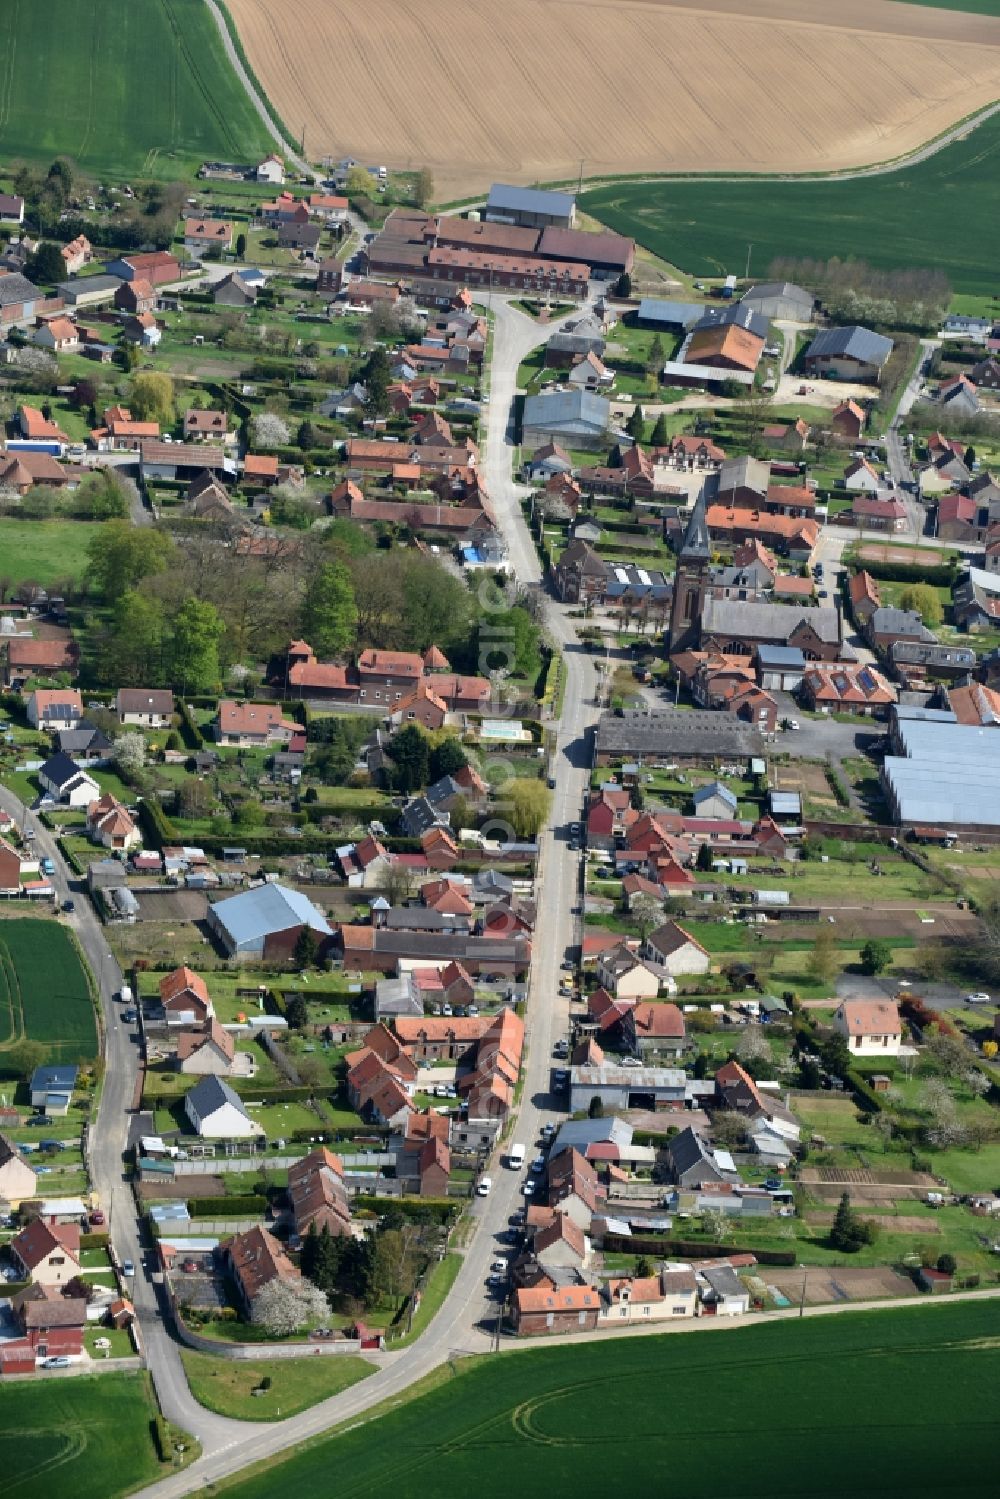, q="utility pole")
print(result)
[745,243,753,281]
[577,159,585,196]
